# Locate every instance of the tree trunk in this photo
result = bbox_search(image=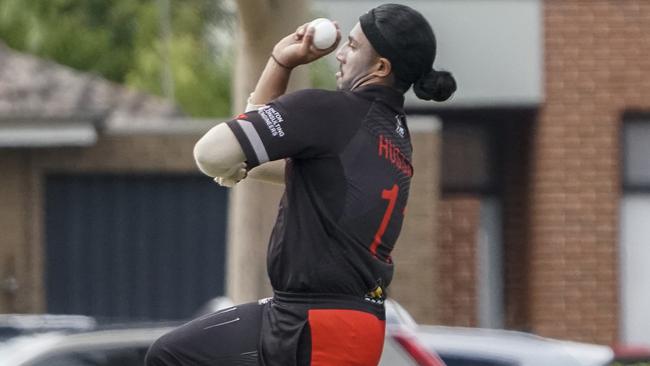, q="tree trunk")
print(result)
[227,0,311,303]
